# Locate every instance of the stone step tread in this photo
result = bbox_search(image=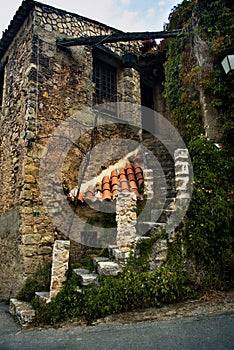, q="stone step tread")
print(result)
[73,268,98,286]
[96,261,122,276]
[78,273,99,286]
[138,221,166,226]
[9,298,35,327]
[93,256,110,266]
[73,268,90,275]
[35,291,50,303]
